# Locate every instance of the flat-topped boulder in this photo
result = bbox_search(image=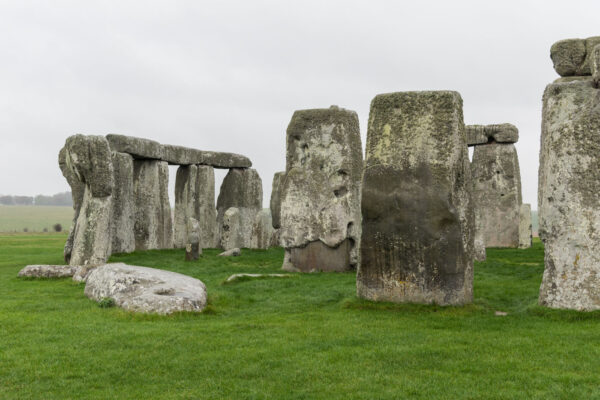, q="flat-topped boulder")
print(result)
[18,265,78,278]
[550,36,600,76]
[84,263,207,314]
[466,124,519,146]
[162,145,251,168]
[106,134,163,160]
